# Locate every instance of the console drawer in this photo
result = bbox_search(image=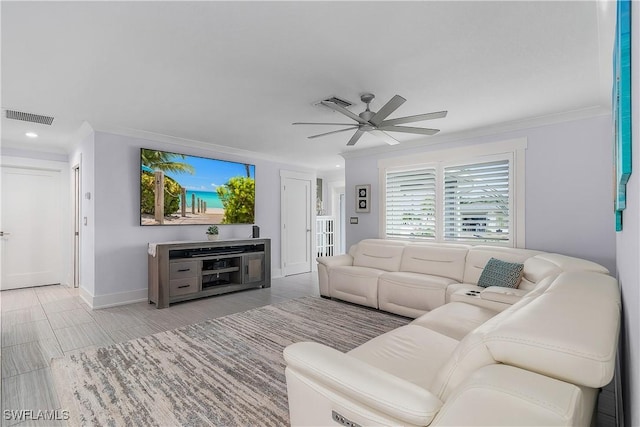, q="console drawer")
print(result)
[169,277,198,296]
[170,261,198,279]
